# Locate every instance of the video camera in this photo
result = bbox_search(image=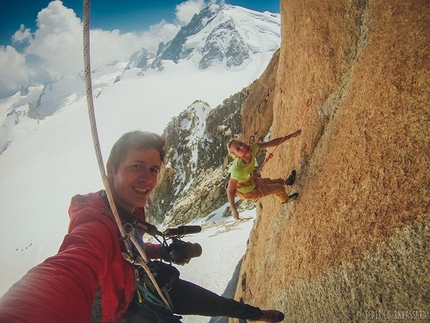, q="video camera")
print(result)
[134,224,203,264]
[163,225,202,237]
[159,225,202,265]
[115,202,202,265]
